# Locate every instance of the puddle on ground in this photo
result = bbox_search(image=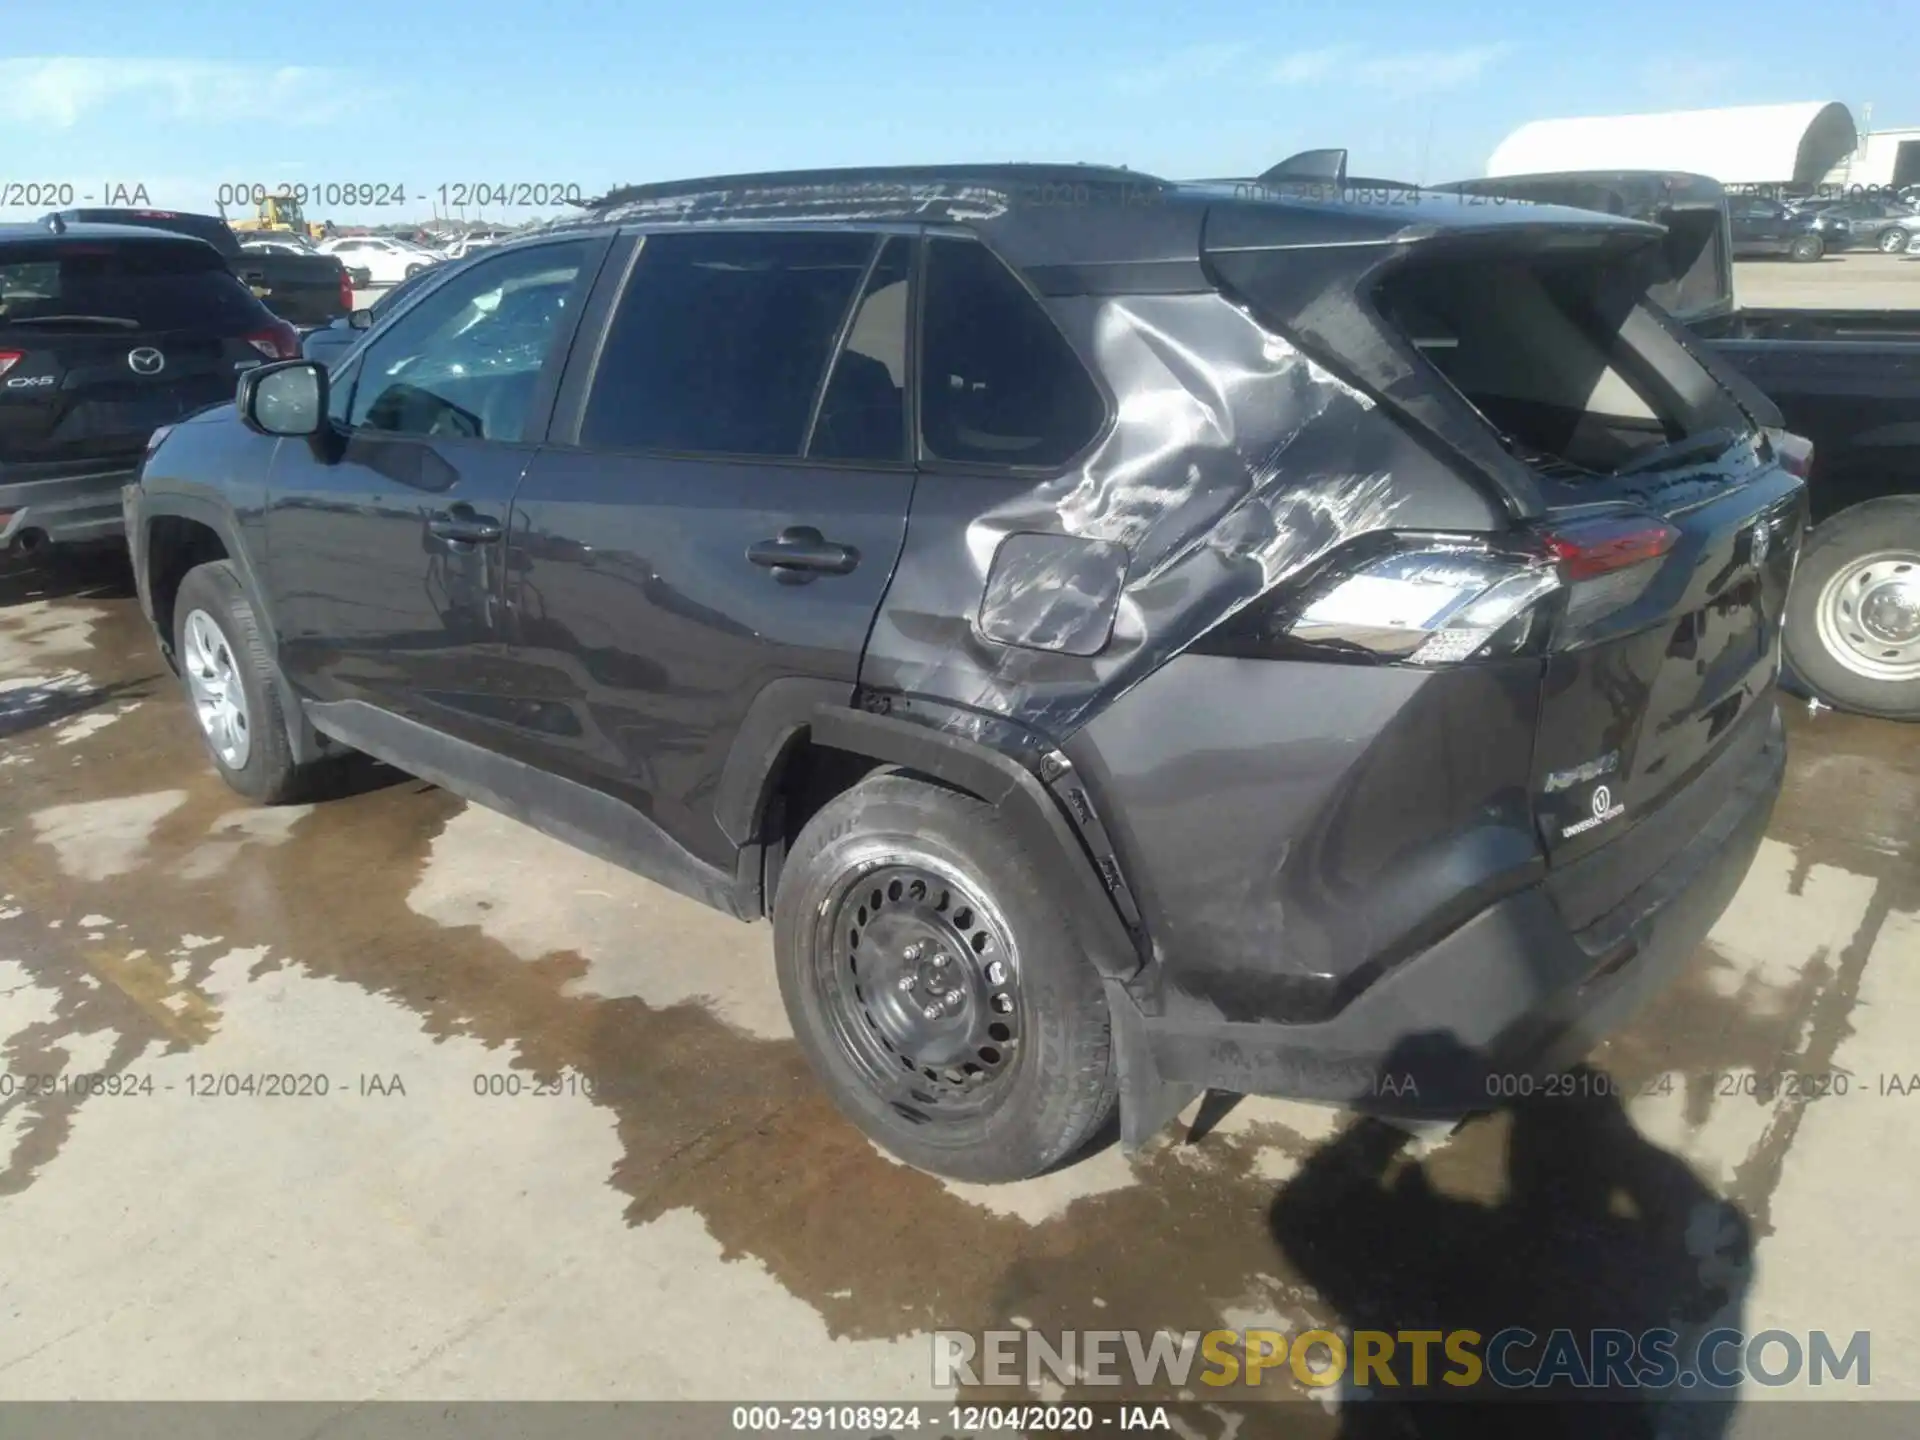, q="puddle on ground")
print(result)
[1,569,1915,1405]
